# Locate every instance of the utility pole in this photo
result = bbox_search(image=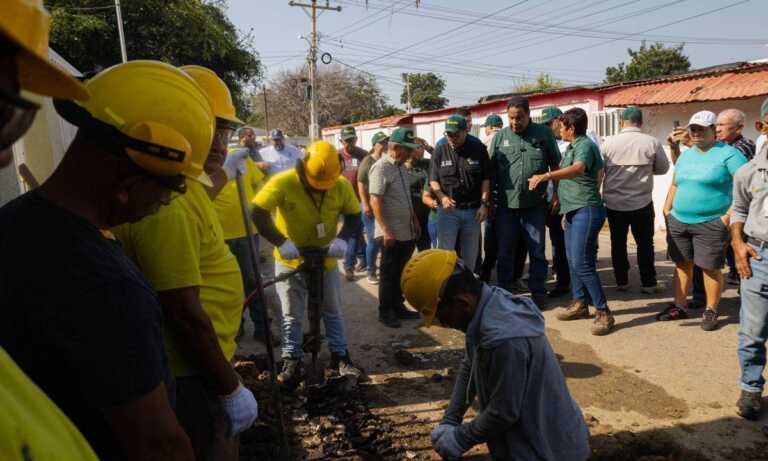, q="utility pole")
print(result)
[114,0,128,63]
[263,84,270,134]
[289,0,341,141]
[405,73,412,113]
